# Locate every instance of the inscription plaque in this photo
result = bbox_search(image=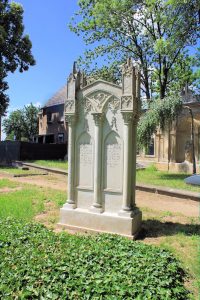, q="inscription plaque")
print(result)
[77,133,93,188]
[104,132,122,191]
[106,144,121,167]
